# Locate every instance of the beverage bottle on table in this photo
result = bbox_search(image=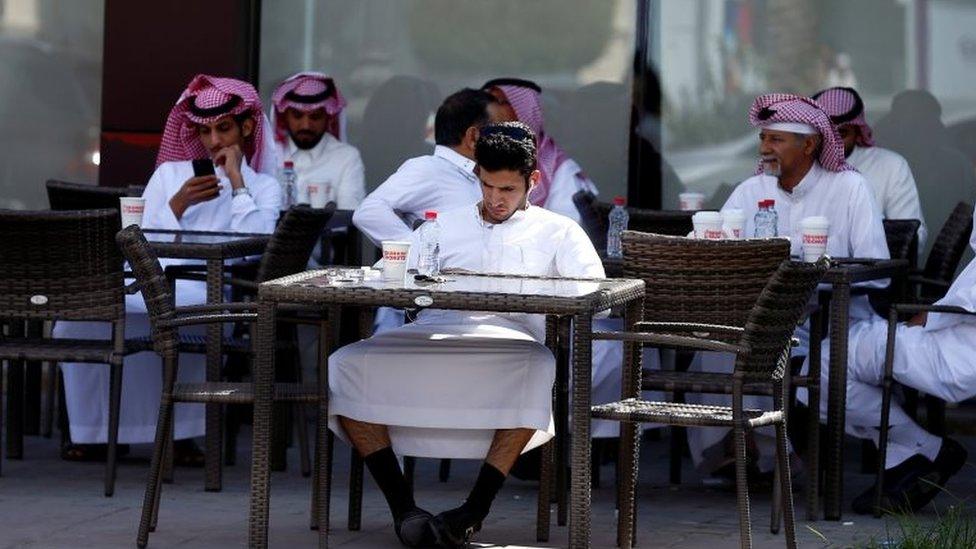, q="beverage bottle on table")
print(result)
[417,210,441,276]
[606,196,629,258]
[281,160,298,208]
[753,199,778,238]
